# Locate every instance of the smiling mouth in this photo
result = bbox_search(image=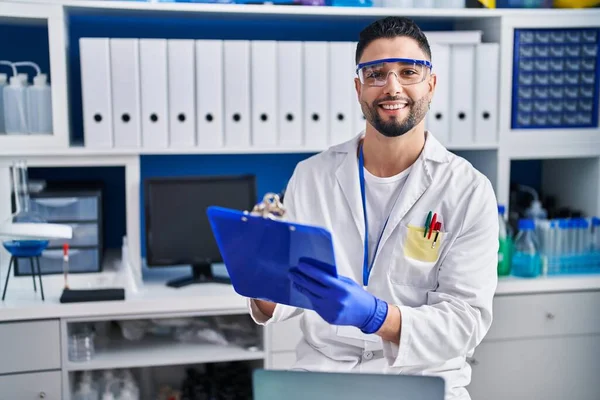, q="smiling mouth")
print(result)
[379,103,408,110]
